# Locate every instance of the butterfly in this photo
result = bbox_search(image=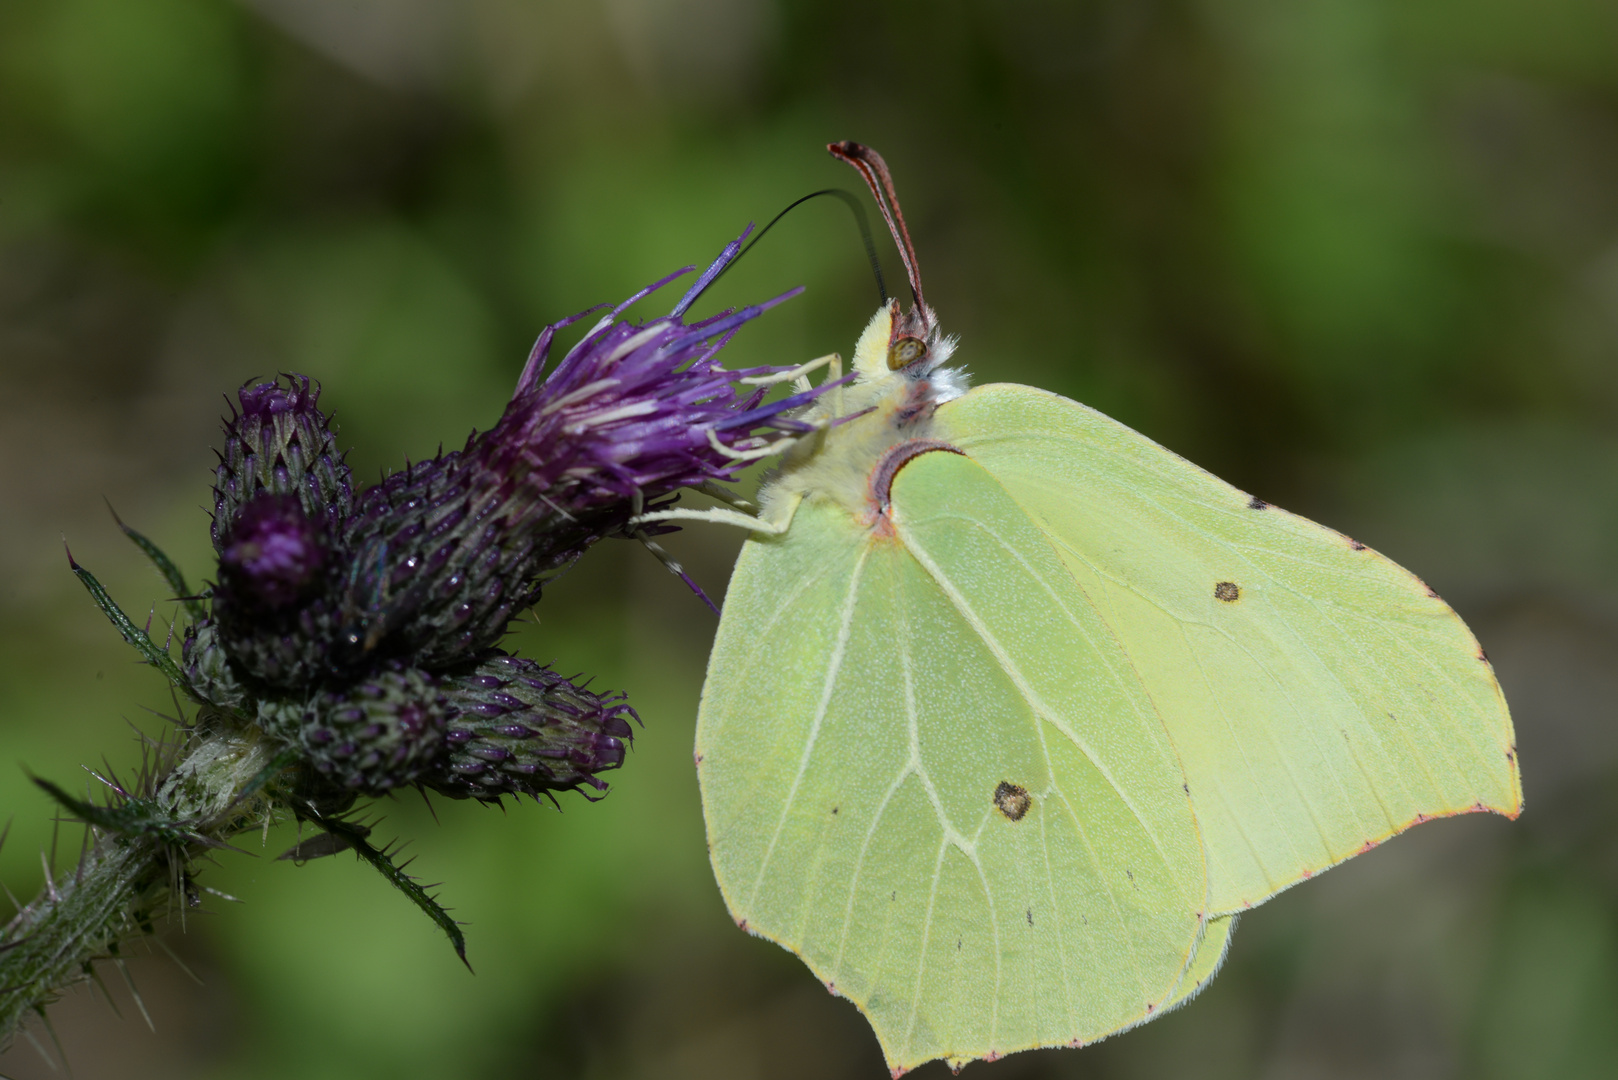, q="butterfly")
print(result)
[637,141,1521,1075]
